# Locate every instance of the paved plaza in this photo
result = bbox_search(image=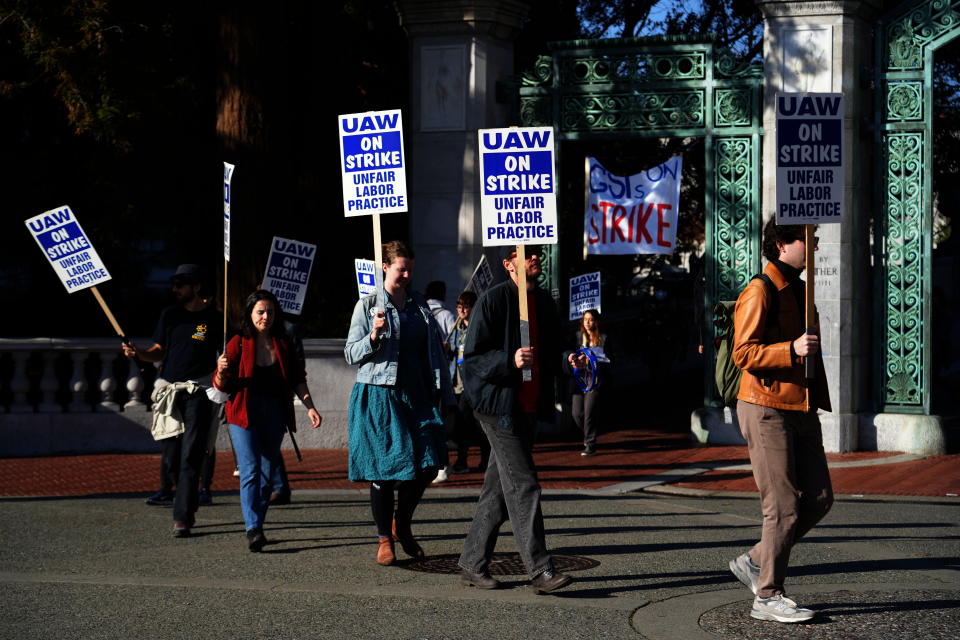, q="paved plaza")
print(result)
[1,429,958,639]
